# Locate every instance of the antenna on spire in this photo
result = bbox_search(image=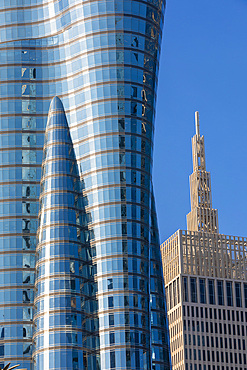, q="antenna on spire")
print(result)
[195,111,200,137]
